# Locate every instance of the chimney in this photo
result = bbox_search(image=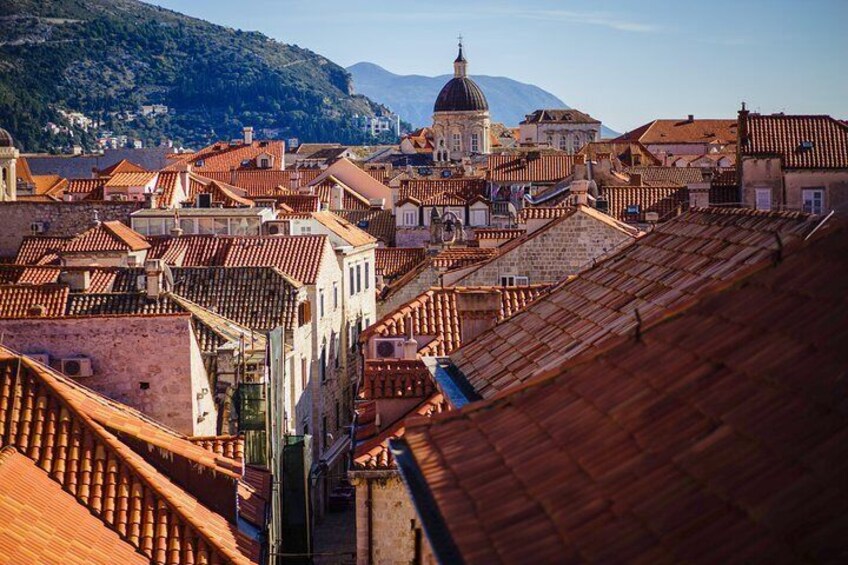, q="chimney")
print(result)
[402,317,417,360]
[144,259,167,299]
[60,270,90,292]
[230,167,238,186]
[456,289,500,345]
[571,180,590,206]
[629,173,642,187]
[368,198,385,210]
[243,126,254,145]
[687,114,694,122]
[330,183,344,210]
[687,171,712,209]
[738,102,750,148]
